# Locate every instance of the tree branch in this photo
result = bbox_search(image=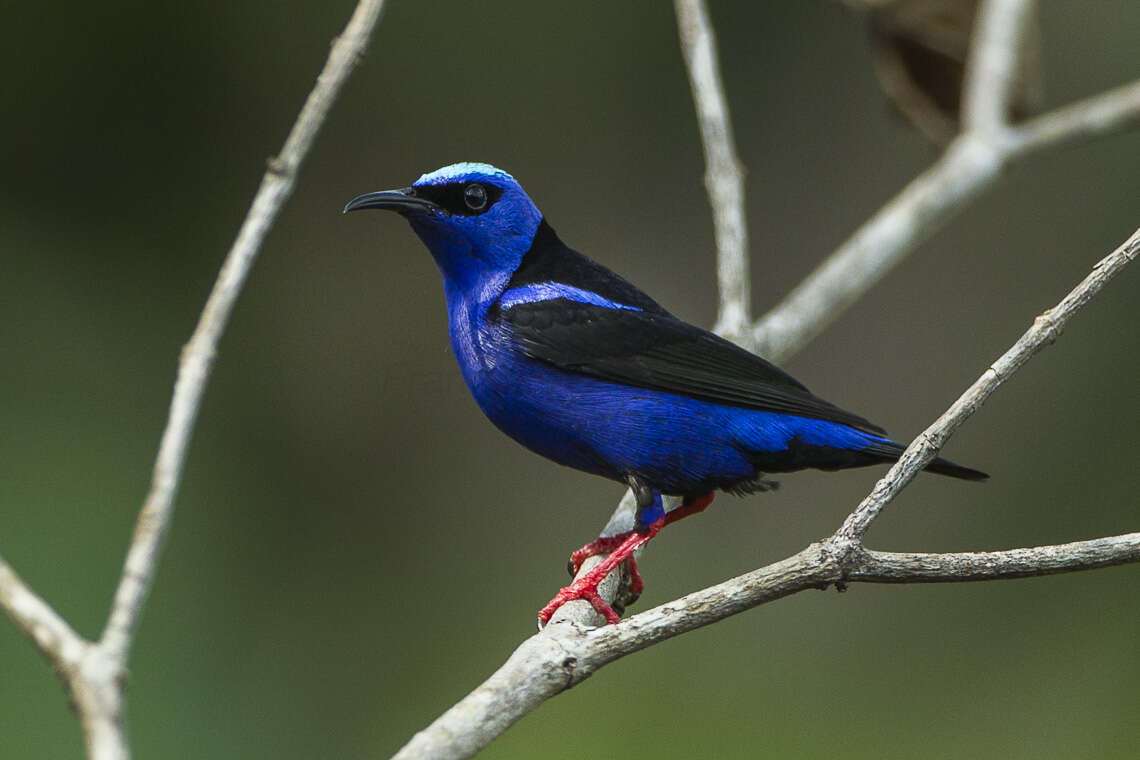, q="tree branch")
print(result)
[750,19,1140,362]
[587,531,1140,654]
[99,0,388,669]
[397,525,1140,760]
[674,0,751,341]
[854,534,1140,583]
[960,0,1036,132]
[392,527,1140,759]
[0,555,87,669]
[1009,77,1140,157]
[0,2,388,758]
[833,224,1139,543]
[751,133,1002,362]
